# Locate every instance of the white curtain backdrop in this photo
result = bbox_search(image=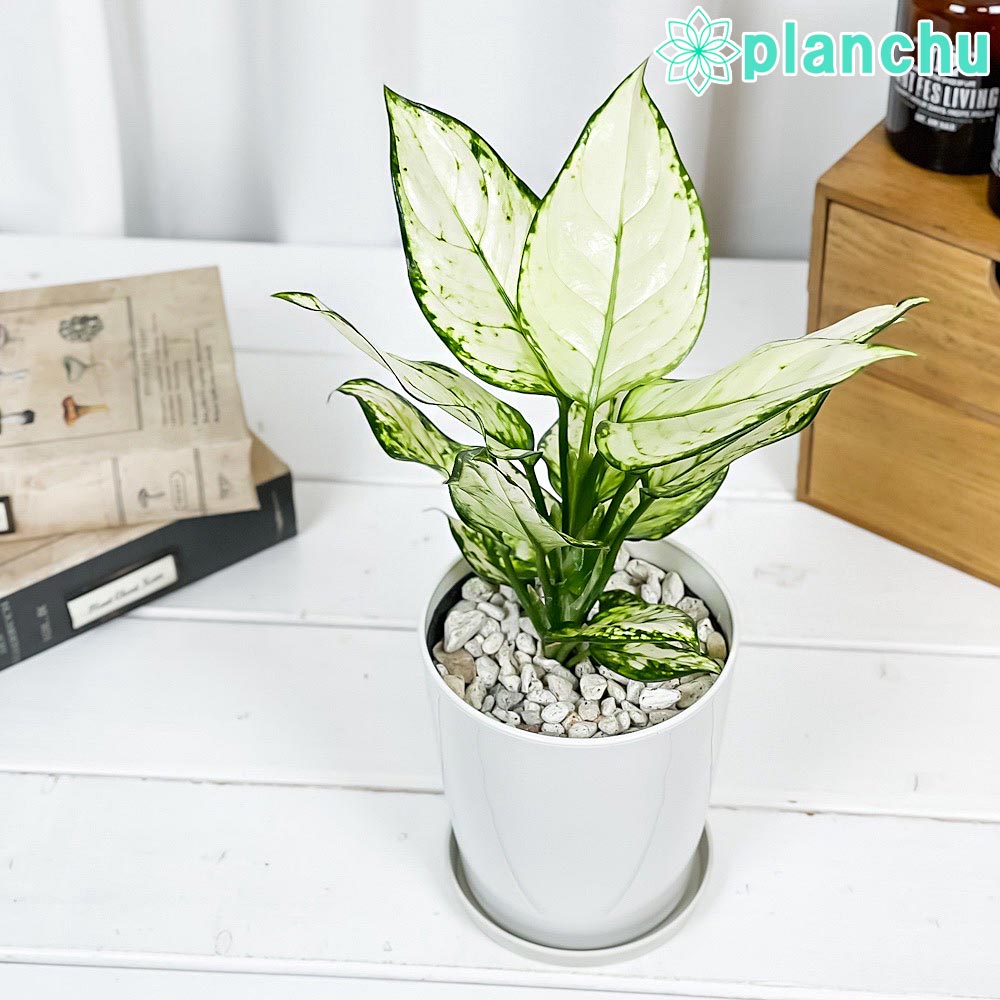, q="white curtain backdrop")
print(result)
[0,0,896,258]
